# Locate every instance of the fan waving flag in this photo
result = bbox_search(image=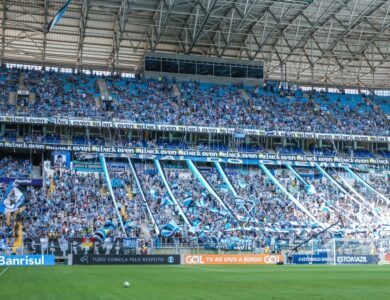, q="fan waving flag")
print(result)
[183,196,193,207]
[161,221,180,237]
[0,182,26,214]
[159,197,174,207]
[93,220,117,242]
[47,0,72,32]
